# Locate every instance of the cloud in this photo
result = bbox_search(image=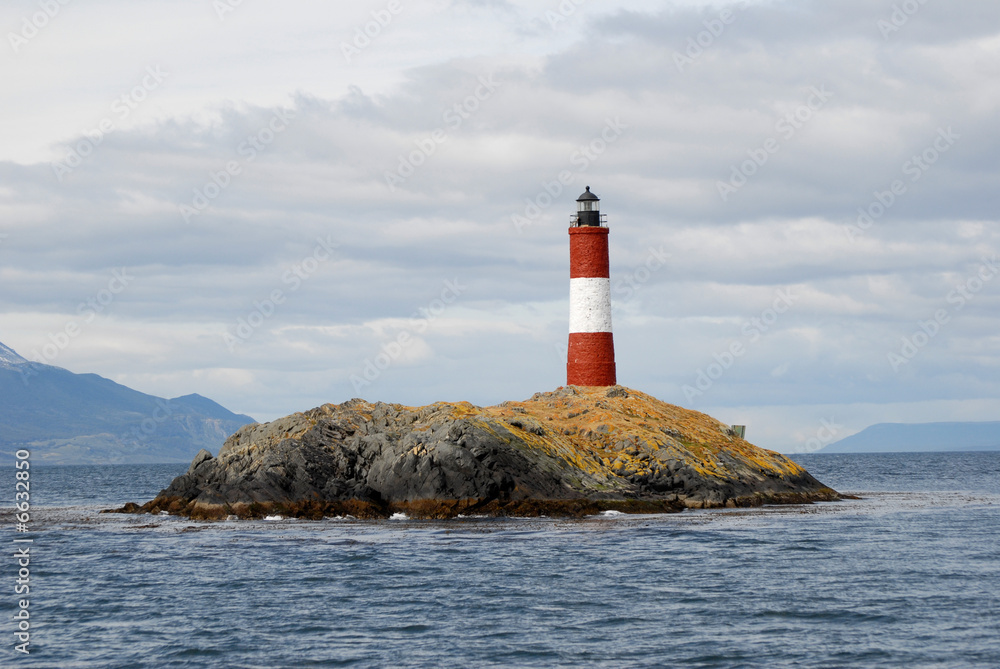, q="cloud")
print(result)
[0,0,998,449]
